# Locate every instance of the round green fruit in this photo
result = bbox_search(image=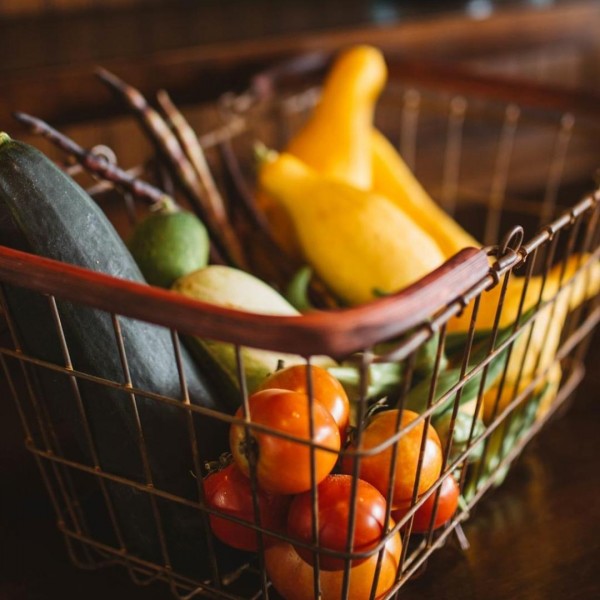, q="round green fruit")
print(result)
[129,207,210,288]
